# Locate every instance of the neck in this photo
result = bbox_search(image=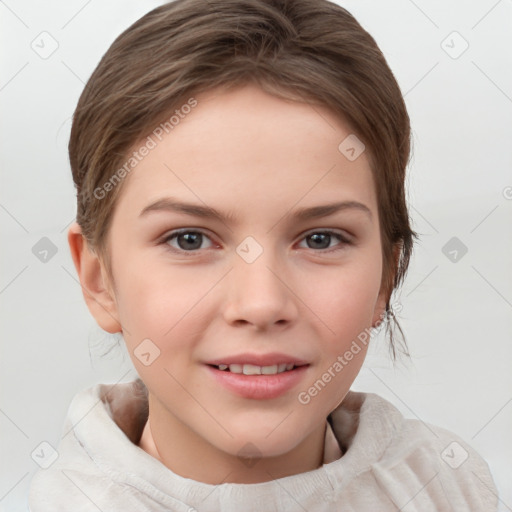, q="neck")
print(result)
[138,394,327,484]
